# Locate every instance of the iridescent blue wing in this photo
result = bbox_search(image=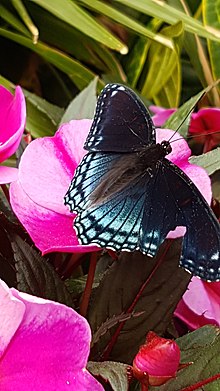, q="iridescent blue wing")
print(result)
[65,152,220,281]
[66,152,179,254]
[64,152,121,213]
[70,156,181,255]
[84,84,155,153]
[161,160,220,281]
[65,82,220,281]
